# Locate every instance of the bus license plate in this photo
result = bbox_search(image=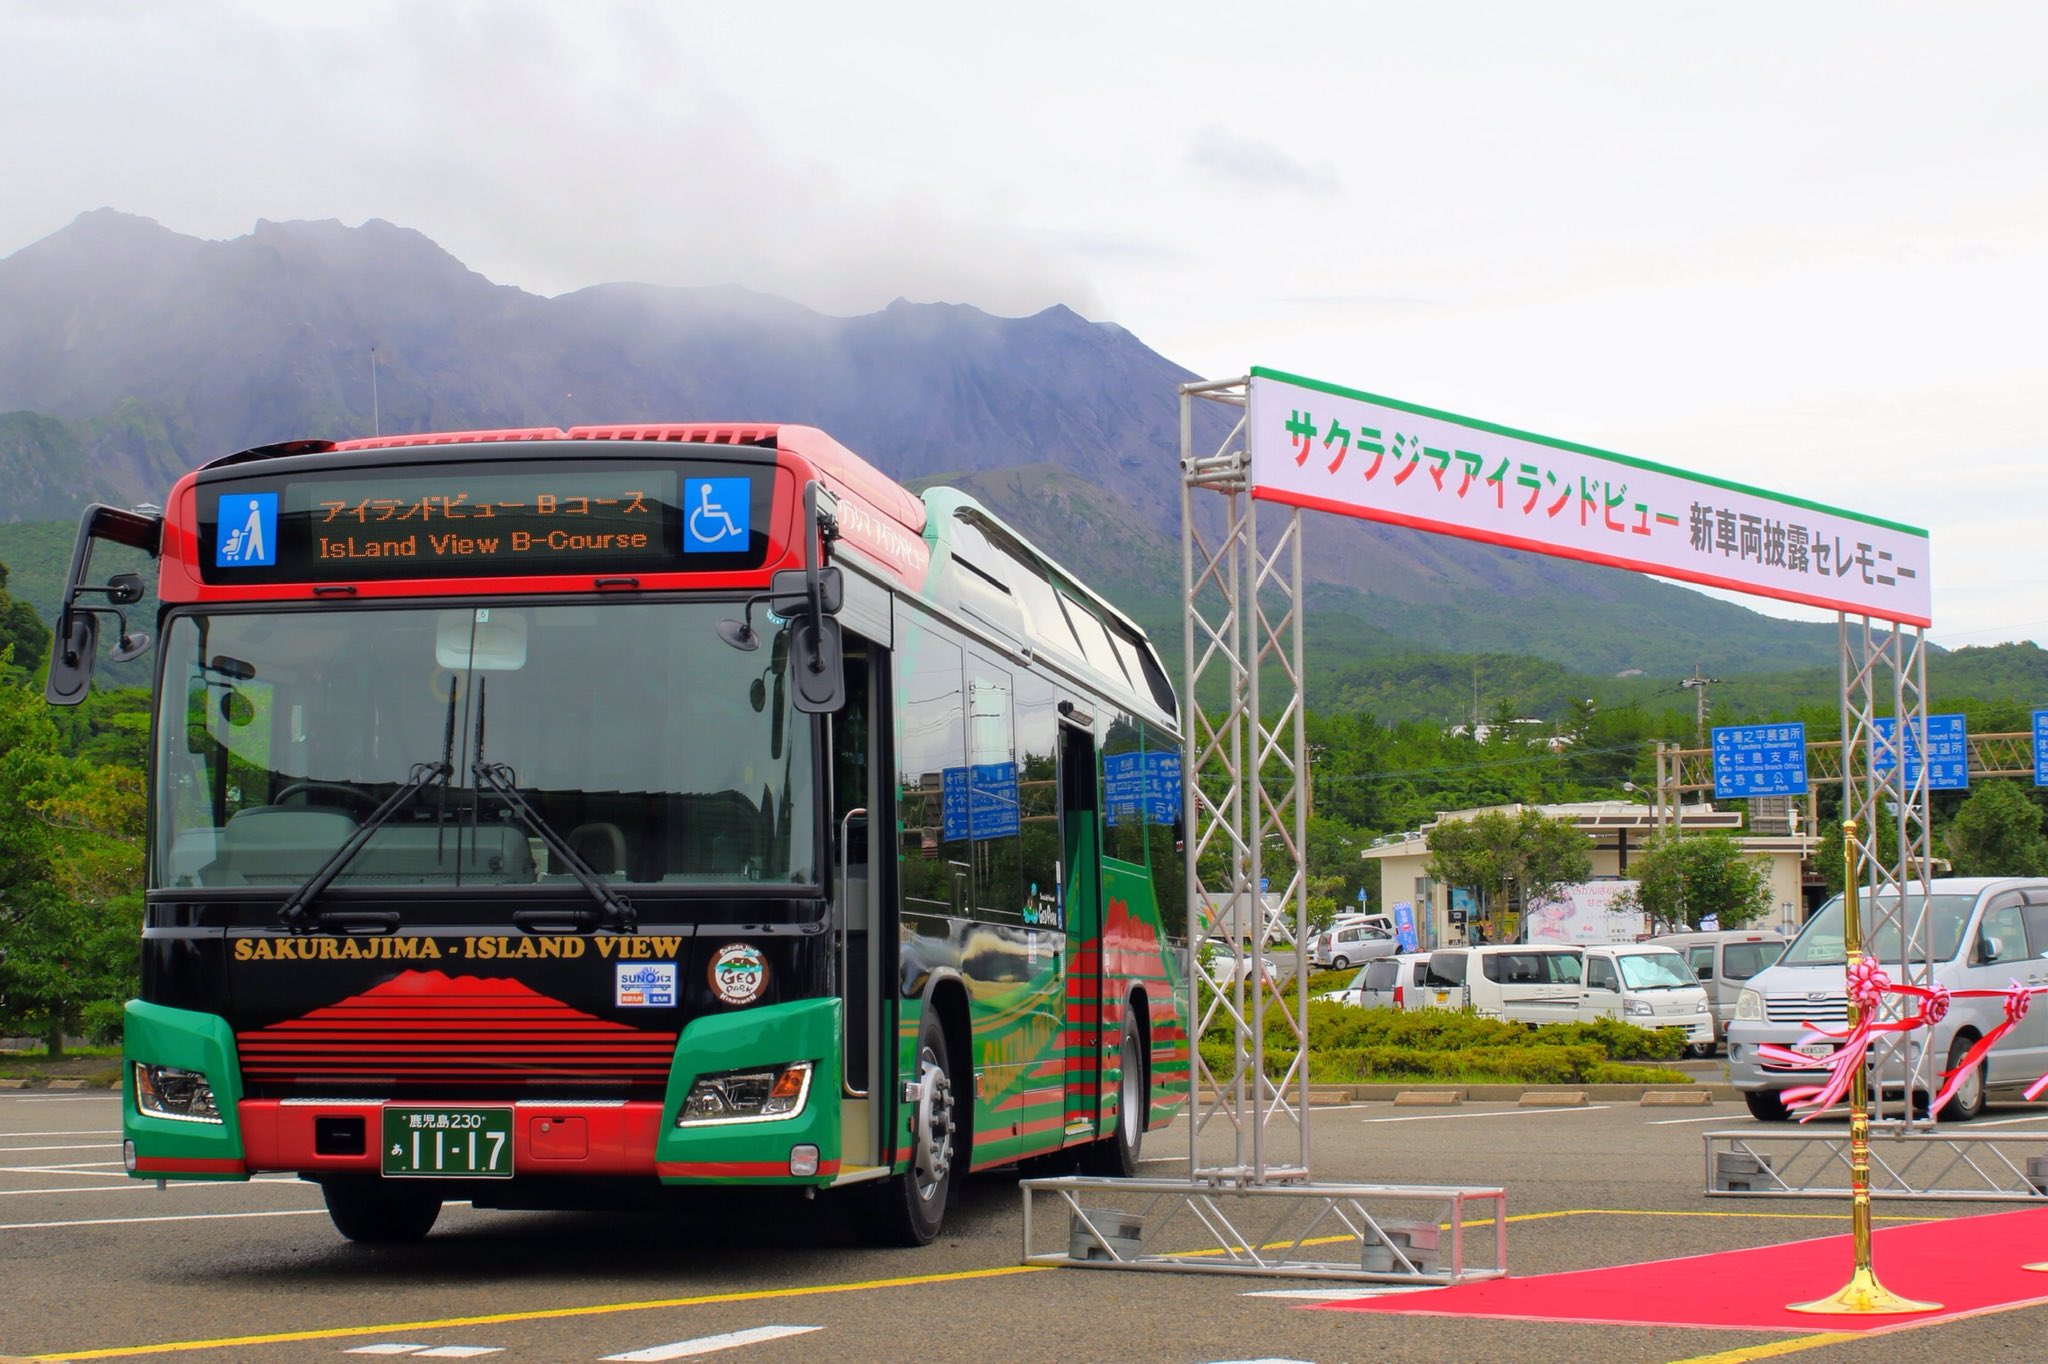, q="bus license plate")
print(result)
[381,1107,514,1178]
